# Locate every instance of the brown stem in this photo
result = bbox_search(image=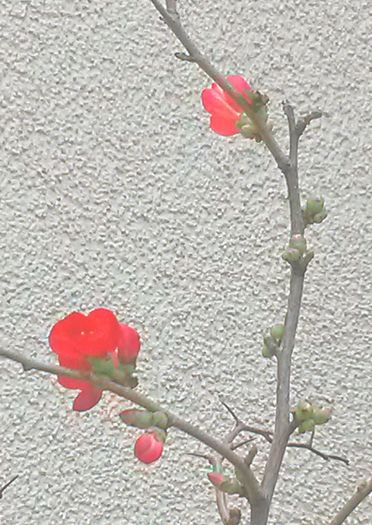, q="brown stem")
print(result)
[0,348,263,505]
[328,479,372,525]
